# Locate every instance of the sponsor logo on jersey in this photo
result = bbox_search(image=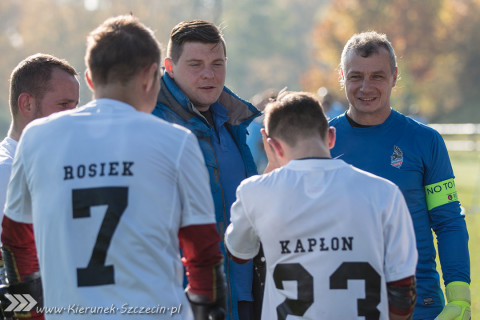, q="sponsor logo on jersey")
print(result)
[390,145,403,168]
